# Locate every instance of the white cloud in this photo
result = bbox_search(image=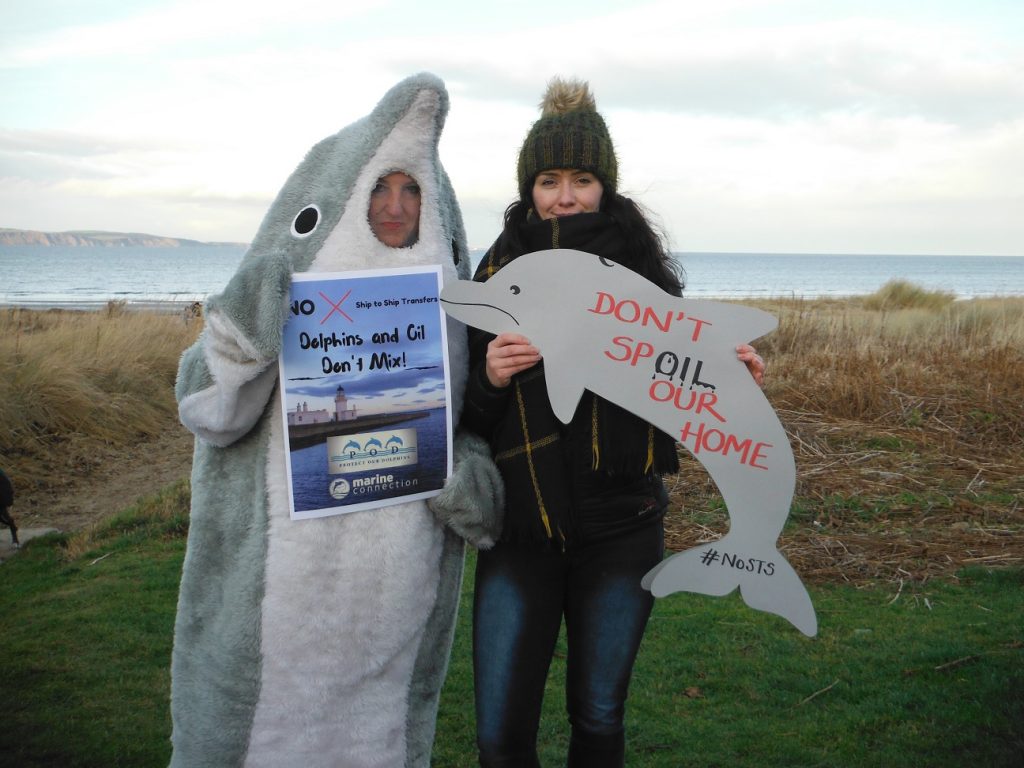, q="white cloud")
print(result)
[0,0,388,66]
[1,0,1021,253]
